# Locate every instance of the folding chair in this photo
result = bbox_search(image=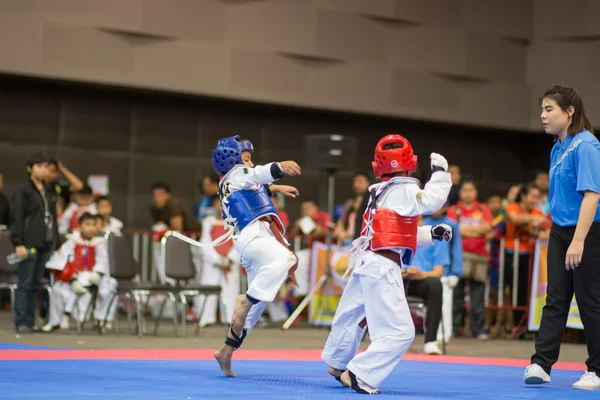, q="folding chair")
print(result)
[0,229,18,311]
[102,232,171,337]
[73,285,98,334]
[405,289,447,355]
[159,231,222,337]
